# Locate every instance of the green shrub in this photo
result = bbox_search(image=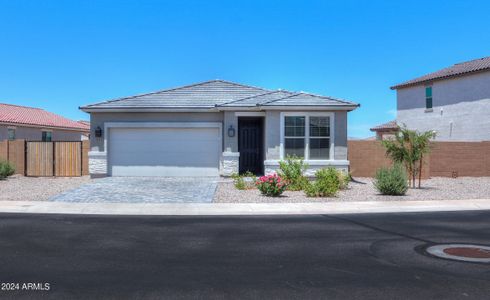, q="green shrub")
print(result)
[0,161,15,180]
[374,164,408,196]
[231,173,246,190]
[231,171,256,190]
[304,168,341,197]
[278,155,309,191]
[338,171,351,190]
[255,174,287,197]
